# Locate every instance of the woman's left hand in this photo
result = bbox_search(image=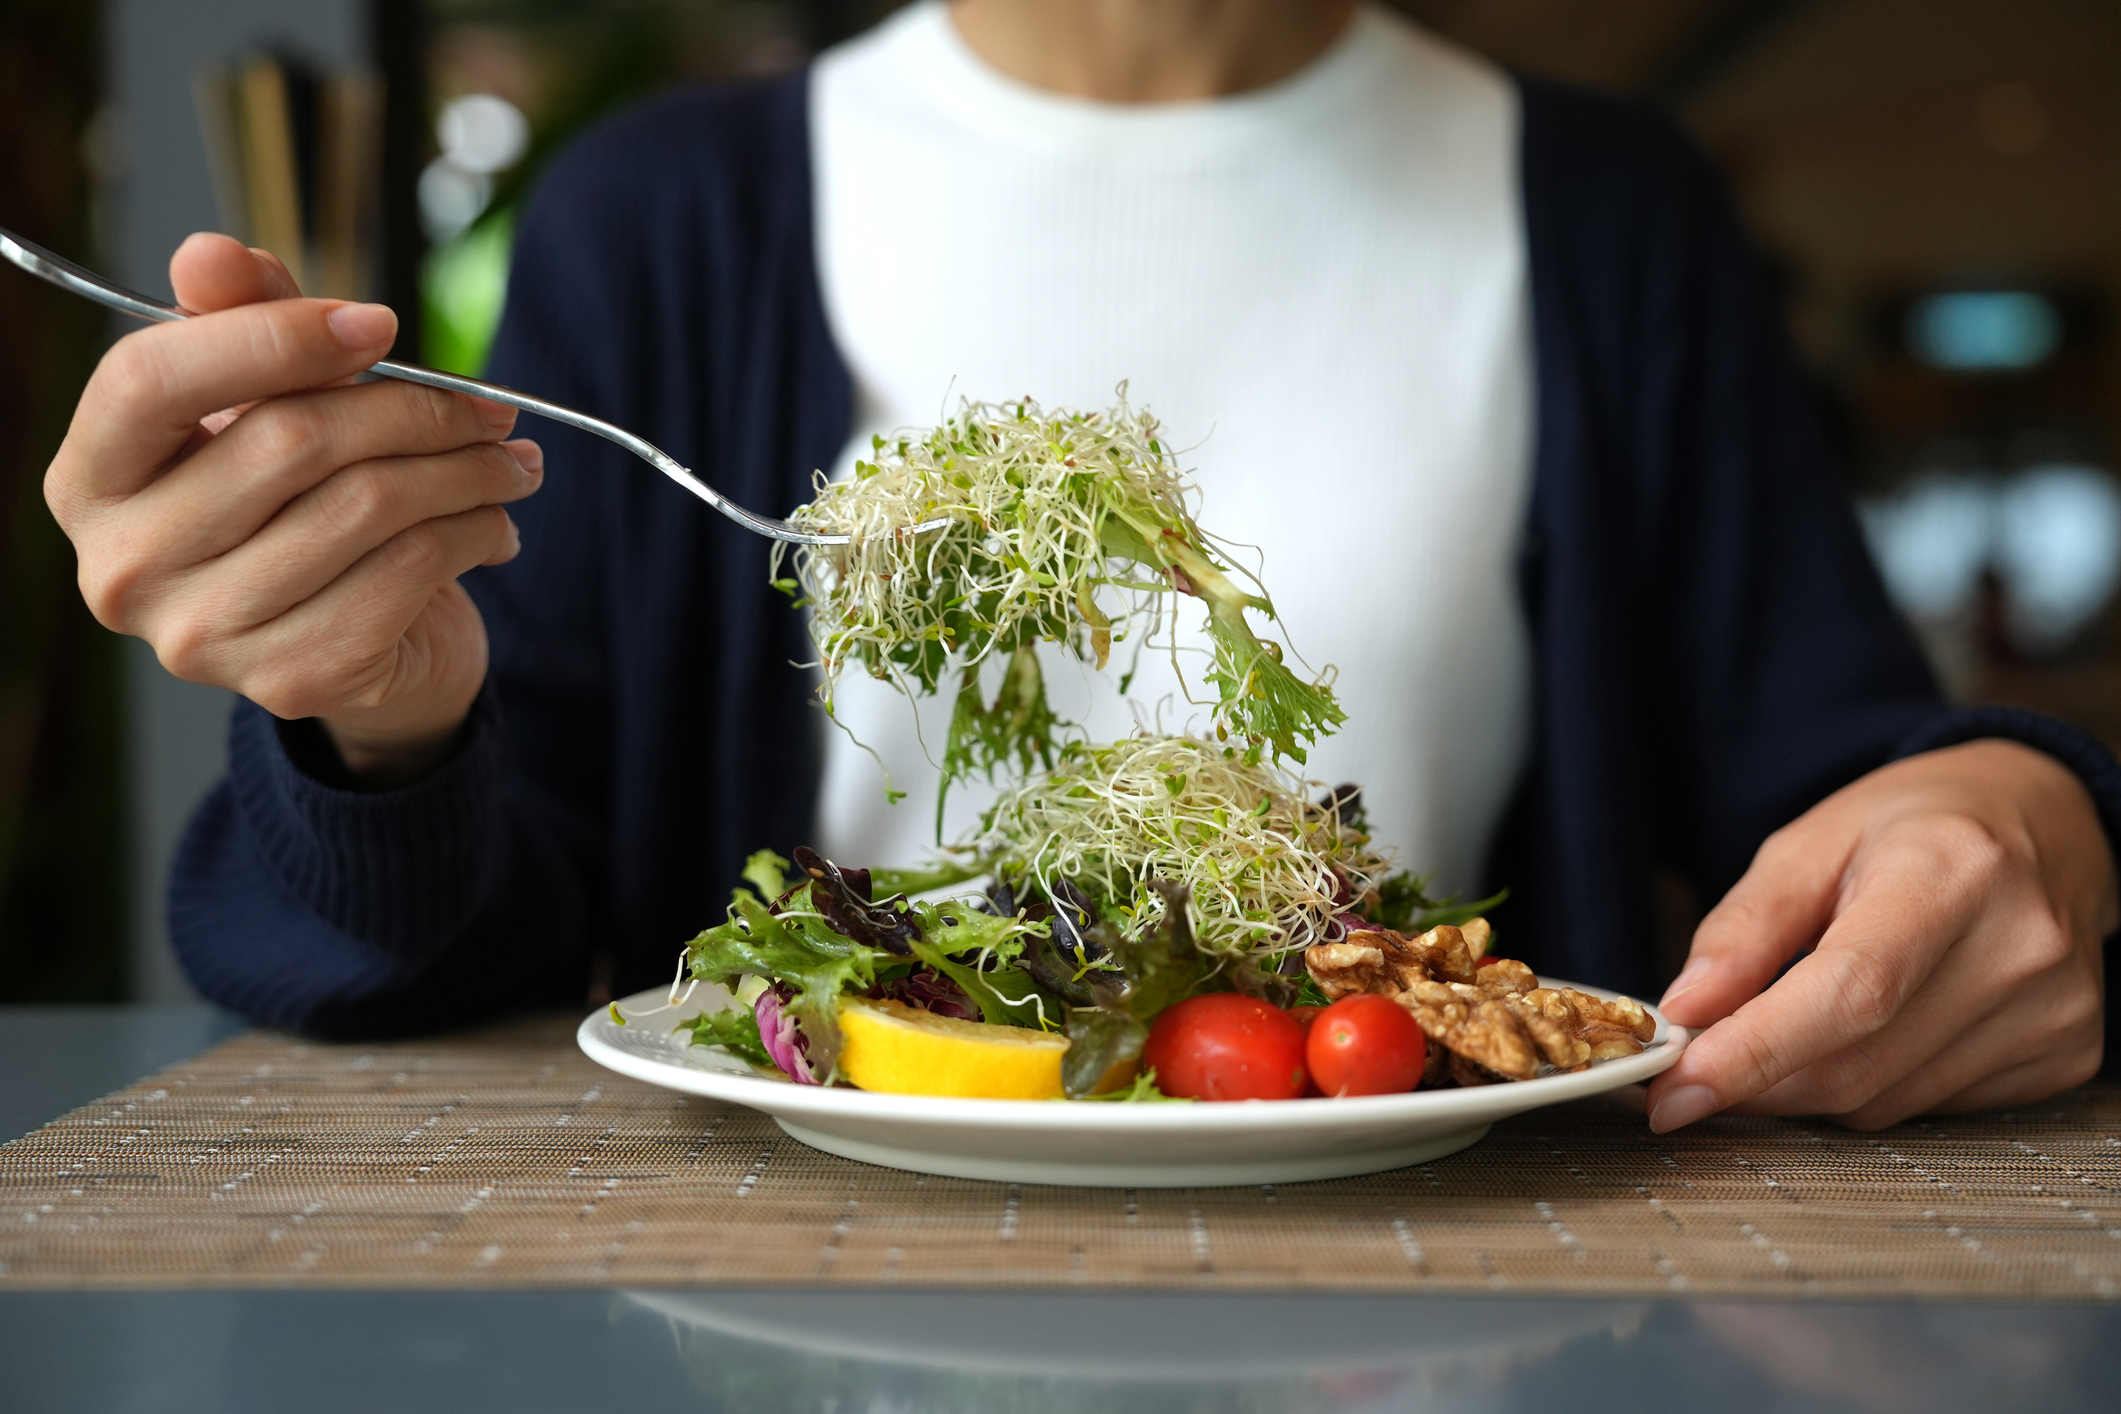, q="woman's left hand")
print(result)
[1646,739,2116,1132]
